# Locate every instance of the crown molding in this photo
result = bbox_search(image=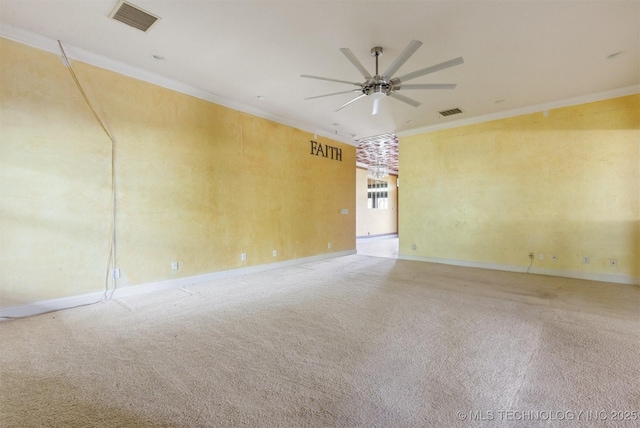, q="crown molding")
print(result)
[0,24,357,147]
[397,85,640,138]
[3,23,635,147]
